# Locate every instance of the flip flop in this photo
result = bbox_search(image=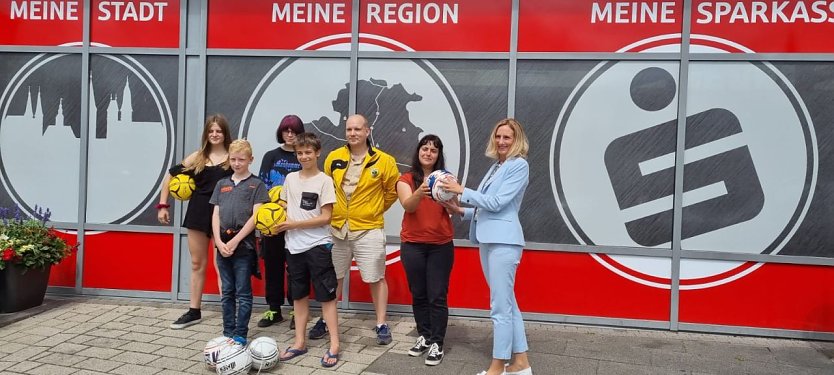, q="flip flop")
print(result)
[321,350,340,368]
[279,347,308,361]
